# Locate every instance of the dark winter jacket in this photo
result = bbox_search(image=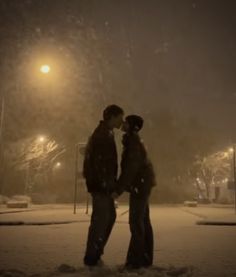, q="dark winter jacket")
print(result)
[83,121,118,194]
[116,132,156,197]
